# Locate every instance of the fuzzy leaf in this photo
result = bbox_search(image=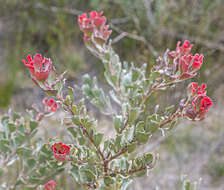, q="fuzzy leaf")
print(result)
[94,133,103,148]
[79,169,96,183]
[68,87,75,104]
[104,176,115,185]
[68,127,77,138]
[136,132,149,143]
